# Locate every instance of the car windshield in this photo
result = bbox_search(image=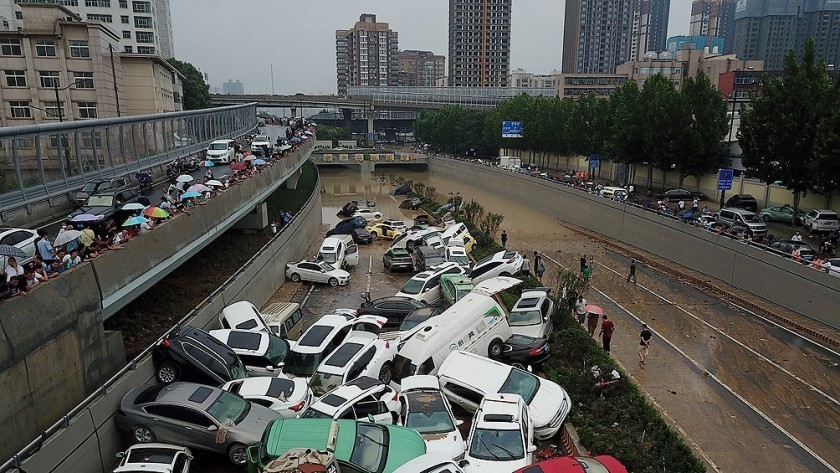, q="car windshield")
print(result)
[509,309,542,326]
[299,407,332,419]
[399,313,429,331]
[209,143,227,150]
[498,369,540,404]
[283,351,322,377]
[405,392,455,434]
[575,458,611,473]
[309,371,344,397]
[391,354,416,384]
[469,428,524,461]
[207,391,250,424]
[125,446,178,464]
[85,195,114,207]
[449,254,470,266]
[81,182,97,193]
[319,251,337,264]
[349,424,388,473]
[400,277,426,295]
[266,337,289,365]
[743,214,763,223]
[254,135,269,142]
